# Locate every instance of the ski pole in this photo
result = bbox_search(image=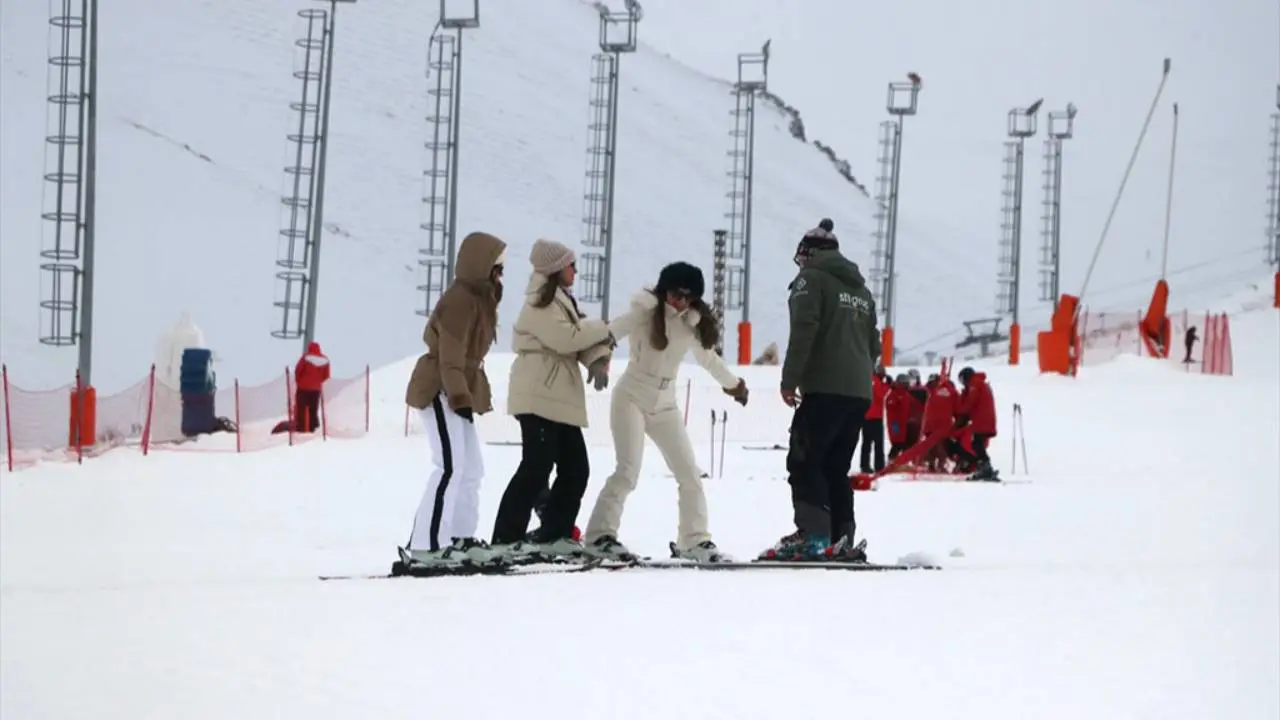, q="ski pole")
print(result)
[718,410,728,479]
[709,410,717,478]
[1015,403,1029,473]
[1011,403,1019,473]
